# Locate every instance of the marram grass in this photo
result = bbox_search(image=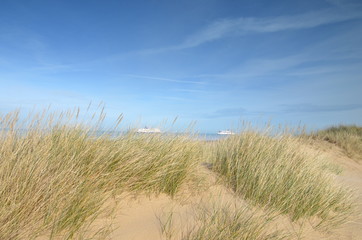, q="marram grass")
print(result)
[184,206,284,240]
[160,201,290,240]
[312,125,362,161]
[210,129,355,229]
[0,110,201,239]
[160,202,287,240]
[0,109,356,239]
